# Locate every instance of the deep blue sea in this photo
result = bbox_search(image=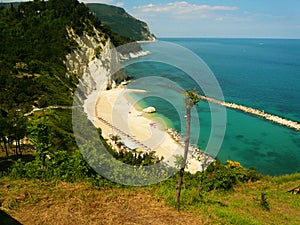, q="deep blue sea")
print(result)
[123,38,300,176]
